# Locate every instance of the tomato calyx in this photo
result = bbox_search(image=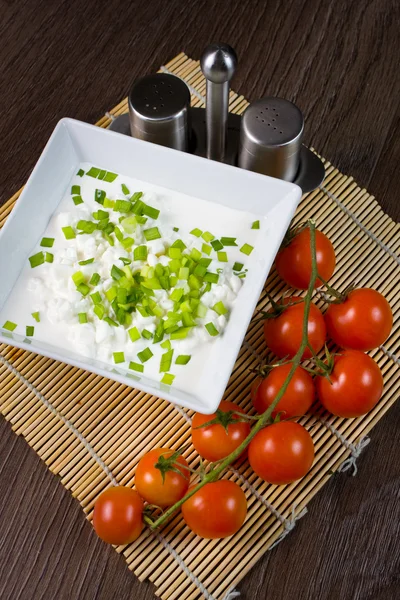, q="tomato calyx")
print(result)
[317,278,356,305]
[258,294,305,322]
[279,221,309,250]
[194,408,252,433]
[154,448,191,483]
